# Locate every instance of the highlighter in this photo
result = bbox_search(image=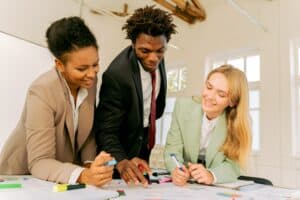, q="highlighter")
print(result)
[0,183,22,189]
[53,183,86,192]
